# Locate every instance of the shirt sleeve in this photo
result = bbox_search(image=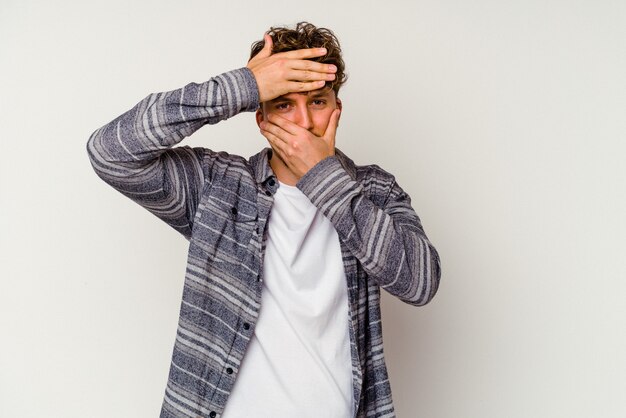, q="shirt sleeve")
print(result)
[296,156,441,306]
[86,68,260,239]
